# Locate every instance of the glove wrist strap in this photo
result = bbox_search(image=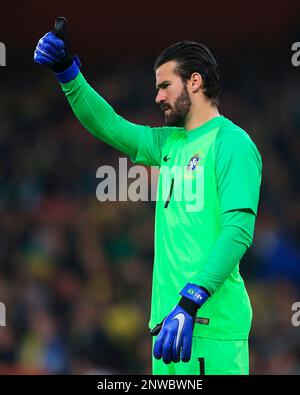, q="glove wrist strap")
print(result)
[179,283,209,307]
[178,296,199,317]
[55,55,81,83]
